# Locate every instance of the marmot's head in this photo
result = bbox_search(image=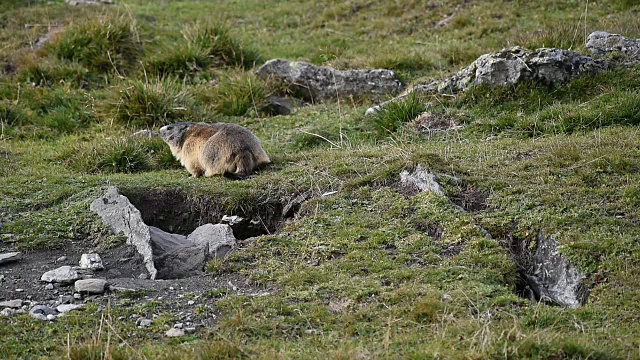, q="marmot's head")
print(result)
[159,122,193,149]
